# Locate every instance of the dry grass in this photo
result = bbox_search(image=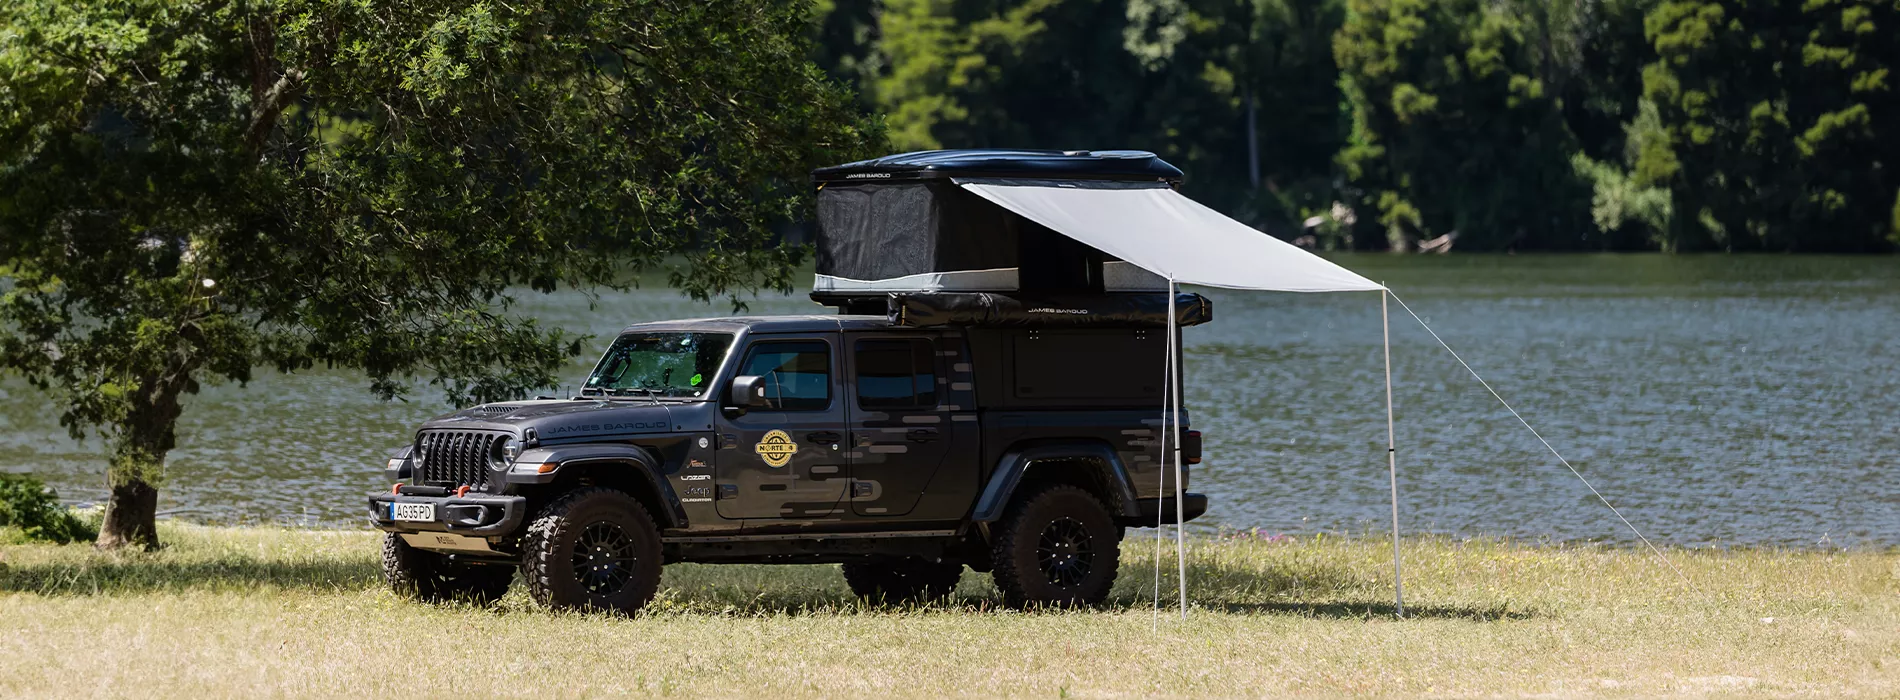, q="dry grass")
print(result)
[1,524,1896,697]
